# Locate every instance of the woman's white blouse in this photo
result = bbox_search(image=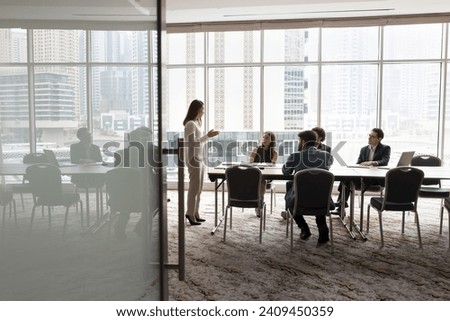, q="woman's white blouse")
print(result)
[184,120,209,162]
